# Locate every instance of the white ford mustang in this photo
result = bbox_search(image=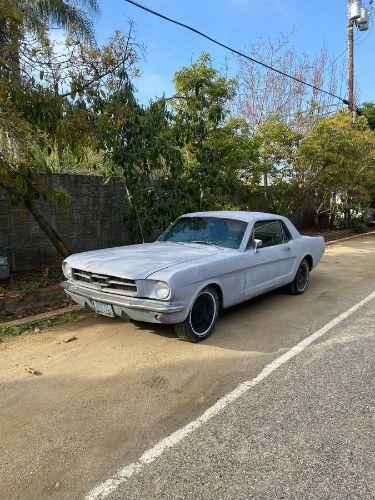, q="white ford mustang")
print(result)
[62,211,325,342]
